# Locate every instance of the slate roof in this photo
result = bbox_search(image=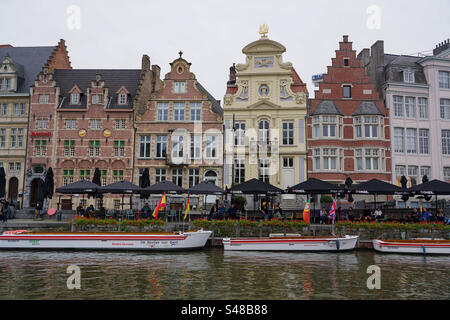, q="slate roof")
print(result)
[195,82,223,115]
[352,101,384,116]
[0,46,55,94]
[53,69,142,109]
[311,100,343,116]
